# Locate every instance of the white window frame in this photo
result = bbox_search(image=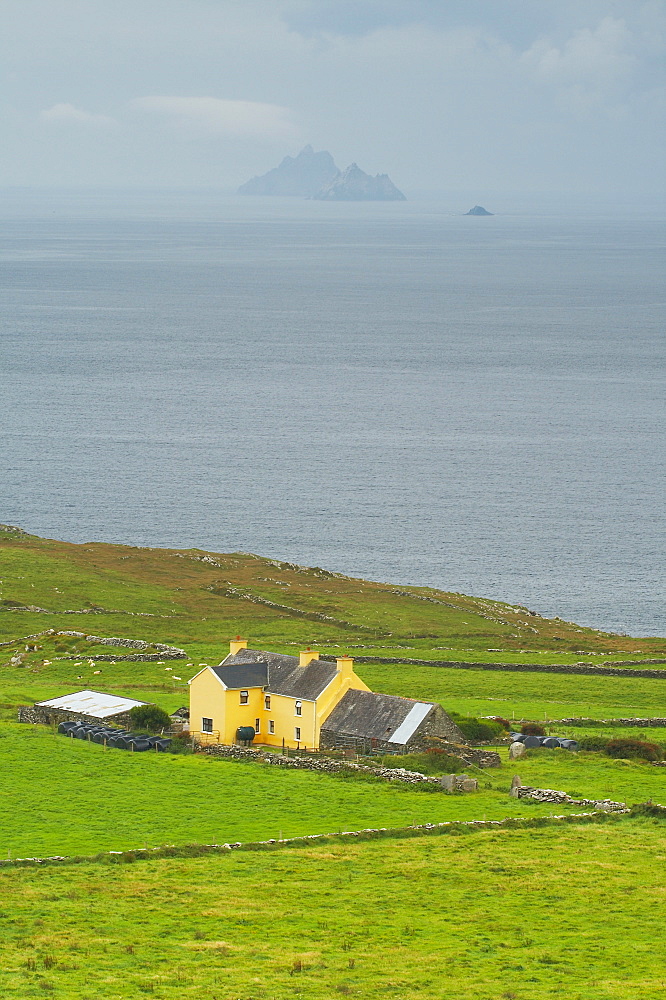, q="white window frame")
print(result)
[269,720,275,735]
[295,726,301,741]
[264,695,271,710]
[239,690,249,705]
[255,718,260,734]
[202,717,213,734]
[295,700,302,716]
